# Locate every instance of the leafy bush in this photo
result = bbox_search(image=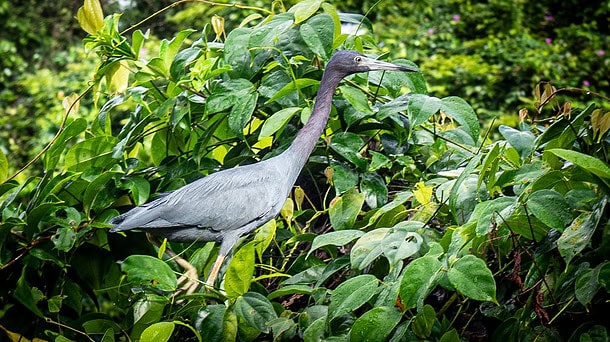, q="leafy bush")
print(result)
[1,0,609,341]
